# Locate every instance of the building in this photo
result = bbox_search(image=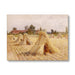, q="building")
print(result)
[11,30,27,34]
